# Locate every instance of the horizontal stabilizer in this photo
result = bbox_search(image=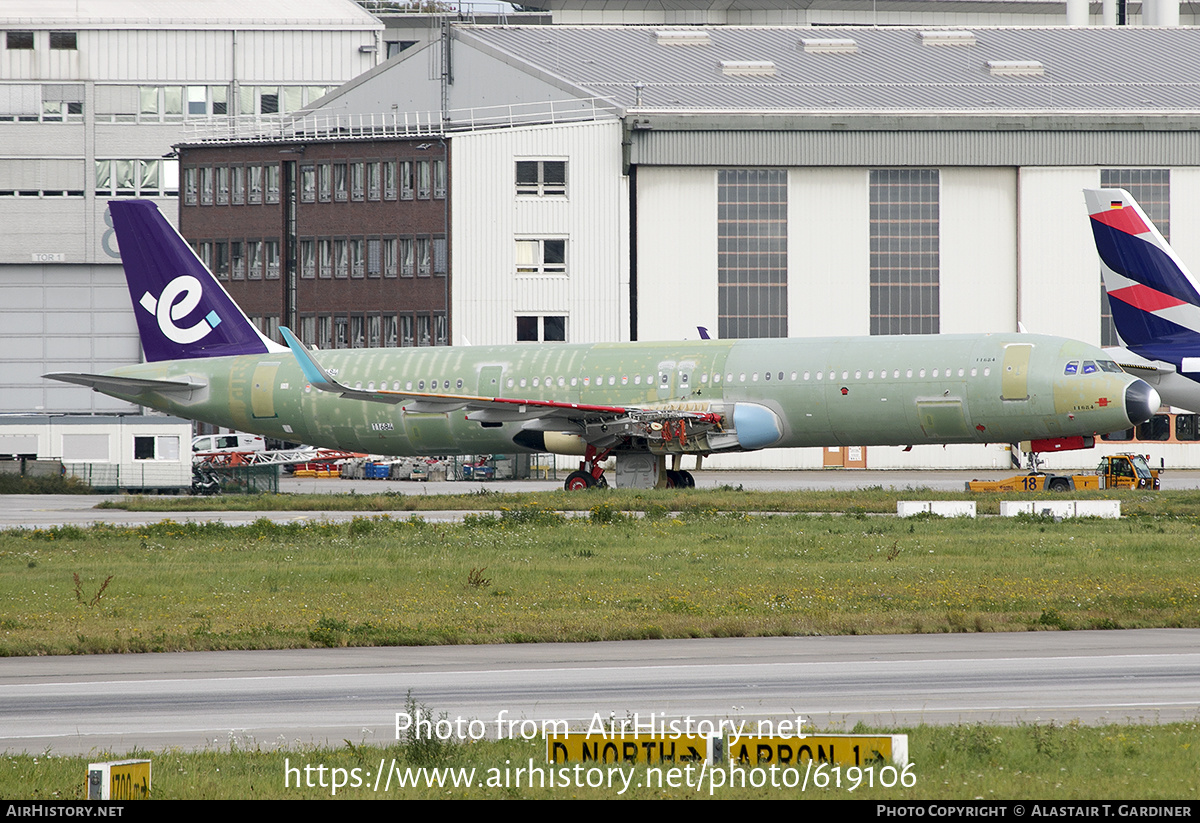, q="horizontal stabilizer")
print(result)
[44,372,206,395]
